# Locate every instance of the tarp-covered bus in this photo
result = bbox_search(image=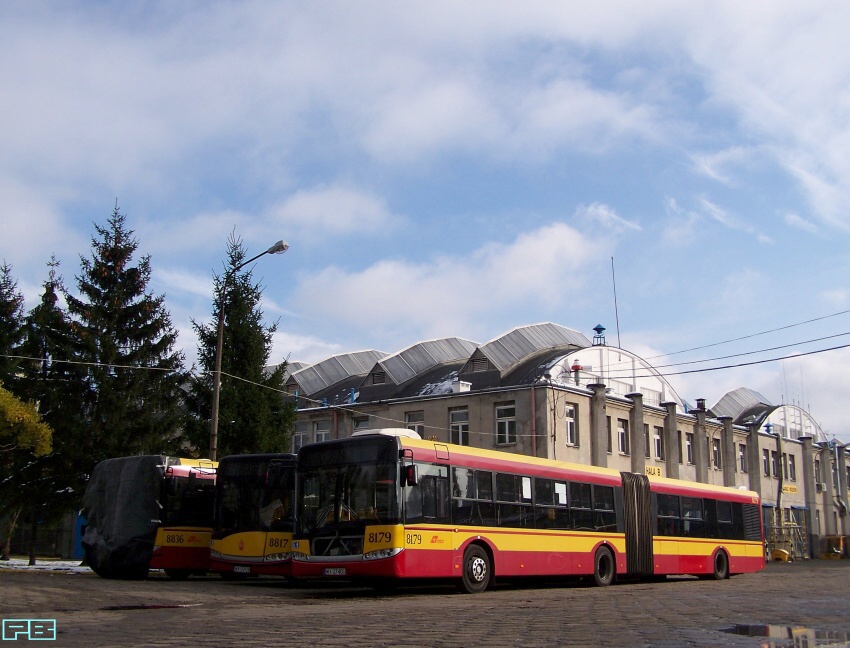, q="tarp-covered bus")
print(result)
[82,455,216,579]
